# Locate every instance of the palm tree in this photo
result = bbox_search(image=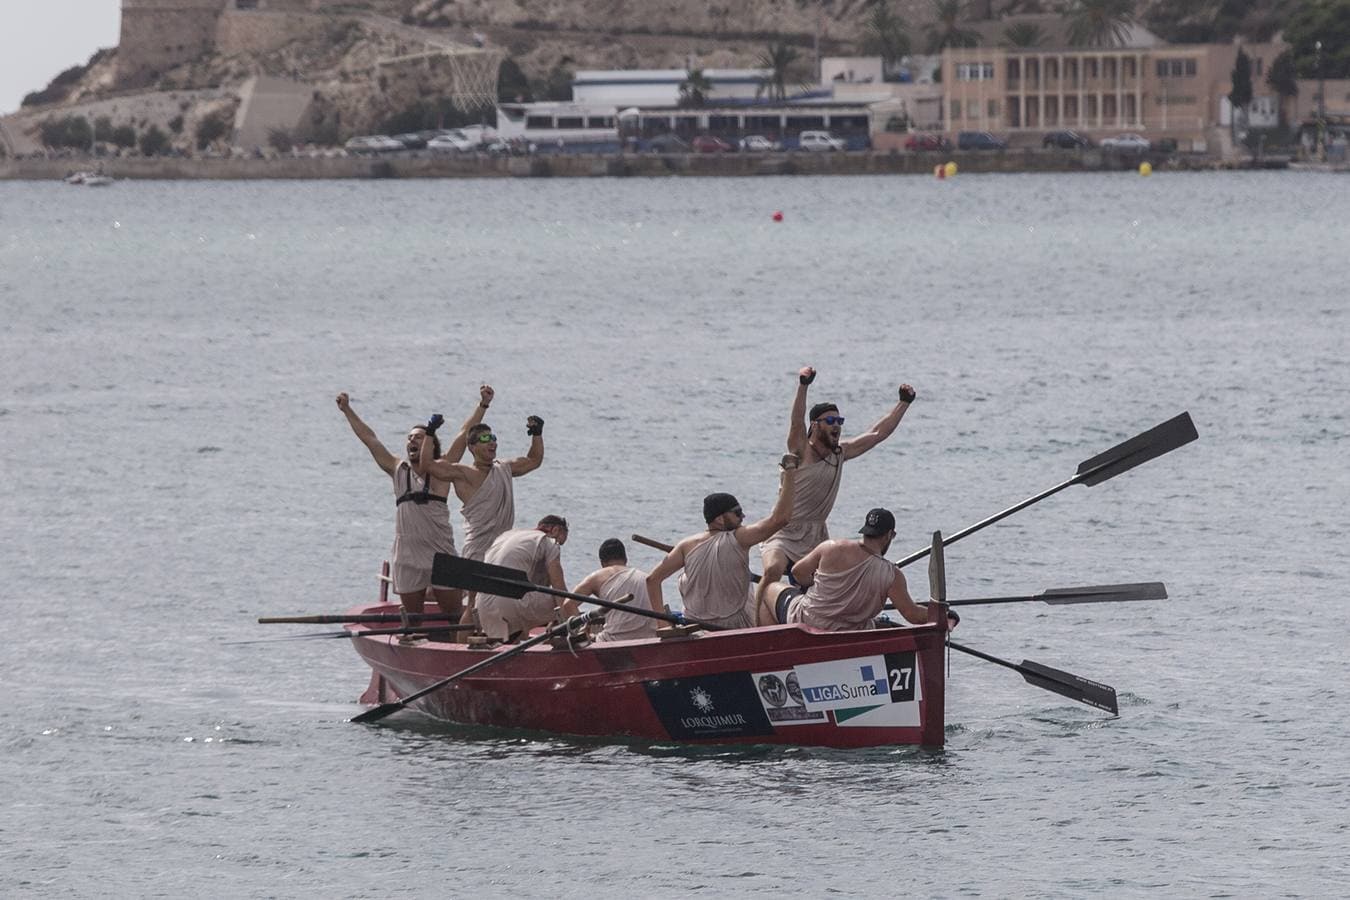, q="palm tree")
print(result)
[862,0,912,73]
[758,42,800,101]
[1065,0,1136,48]
[1003,21,1046,47]
[924,0,979,54]
[678,68,713,108]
